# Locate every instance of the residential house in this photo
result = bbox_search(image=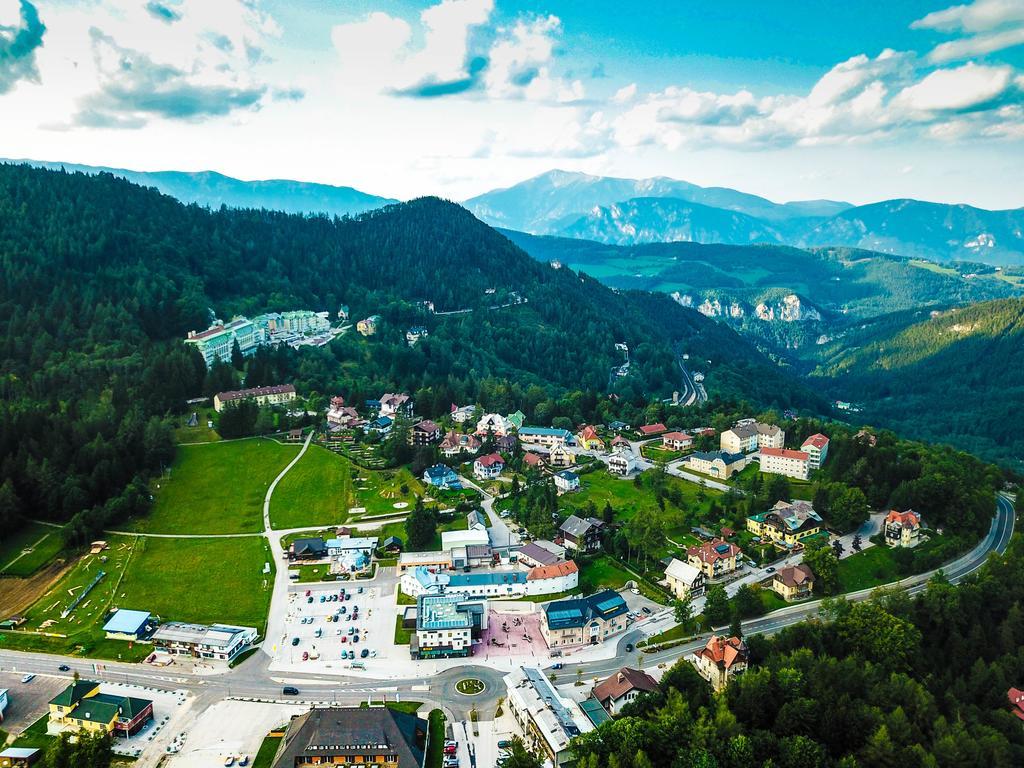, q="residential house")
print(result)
[151,622,257,662]
[270,706,425,768]
[504,667,594,768]
[439,431,482,458]
[473,453,505,480]
[48,681,153,737]
[382,536,404,553]
[661,431,693,451]
[592,668,658,716]
[610,434,631,451]
[548,444,577,469]
[885,510,923,548]
[1008,688,1024,722]
[747,500,823,548]
[607,448,637,477]
[772,564,815,601]
[356,315,380,336]
[213,384,296,412]
[687,539,742,579]
[559,515,604,552]
[289,537,328,561]
[450,404,476,424]
[410,592,486,660]
[405,326,429,346]
[519,427,574,449]
[506,410,527,430]
[636,423,667,438]
[691,636,748,692]
[101,609,152,641]
[801,433,830,469]
[365,416,394,435]
[541,590,629,649]
[467,510,488,532]
[496,434,518,452]
[608,420,629,432]
[409,420,441,446]
[554,470,580,494]
[686,450,747,479]
[664,558,707,599]
[522,452,545,470]
[422,464,460,489]
[515,542,562,568]
[475,413,513,437]
[720,421,785,453]
[577,425,605,451]
[379,393,413,419]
